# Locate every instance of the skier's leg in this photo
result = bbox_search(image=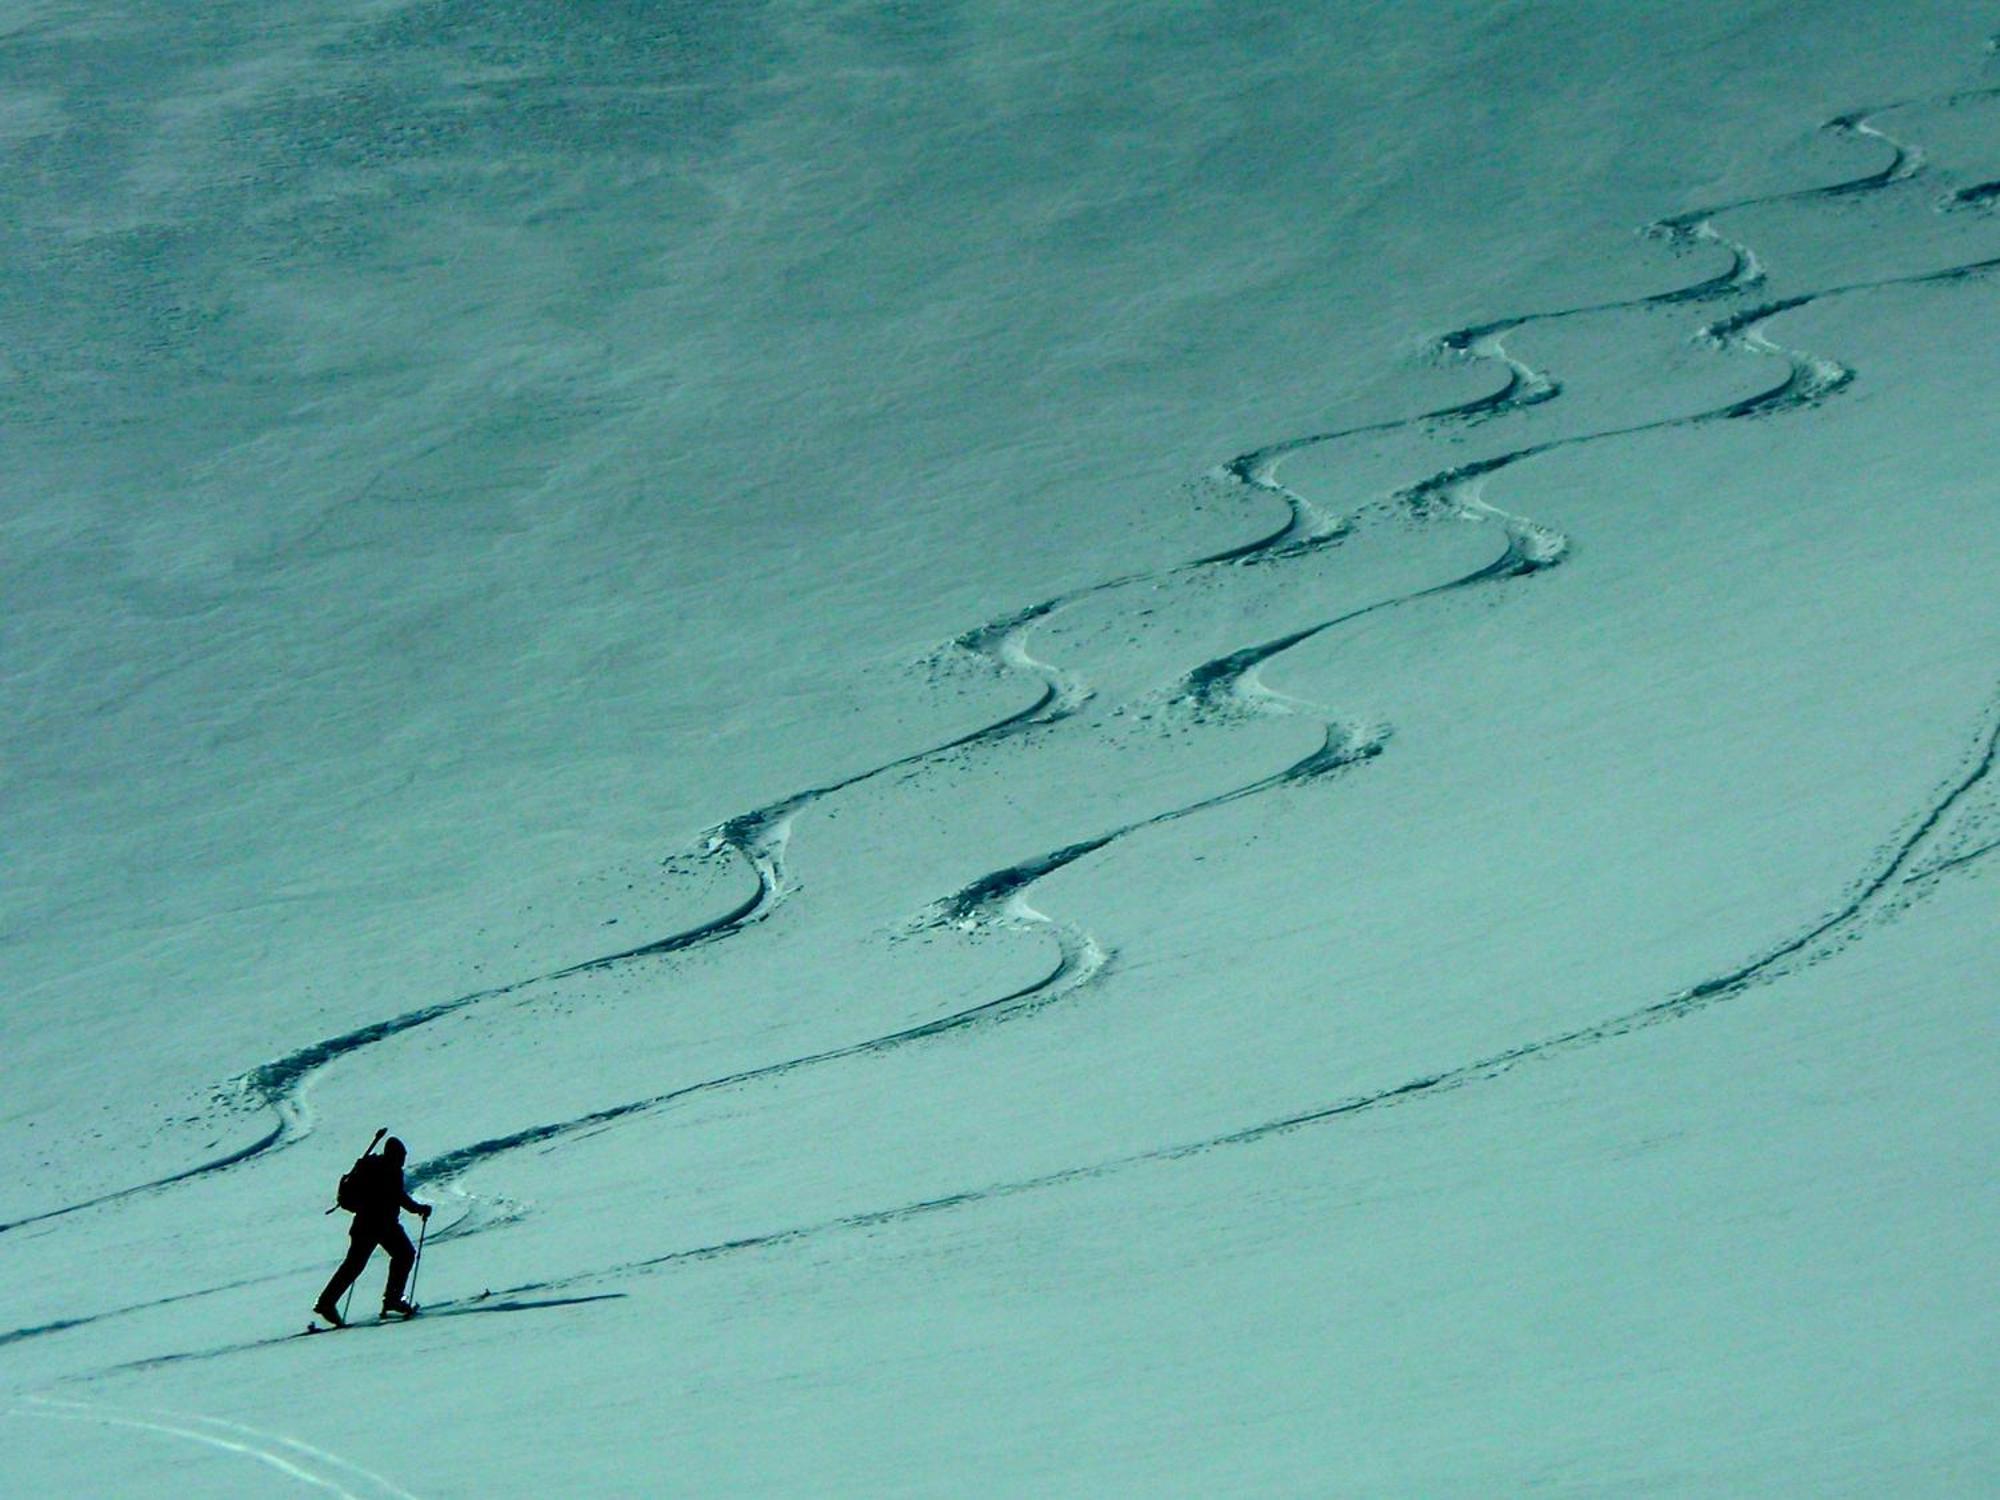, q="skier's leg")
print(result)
[380,1222,416,1309]
[317,1227,376,1310]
